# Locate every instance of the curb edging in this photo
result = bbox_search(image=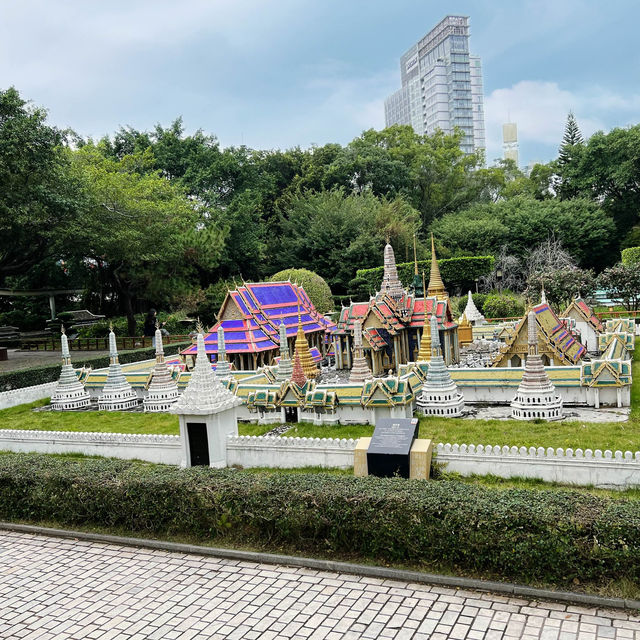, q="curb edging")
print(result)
[1,522,638,612]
